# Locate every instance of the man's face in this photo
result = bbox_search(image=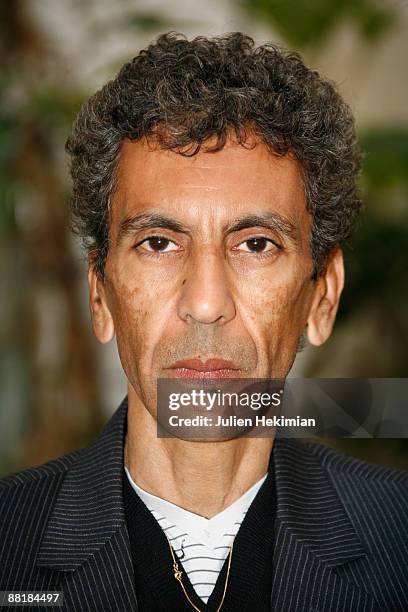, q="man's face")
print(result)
[90,135,342,411]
